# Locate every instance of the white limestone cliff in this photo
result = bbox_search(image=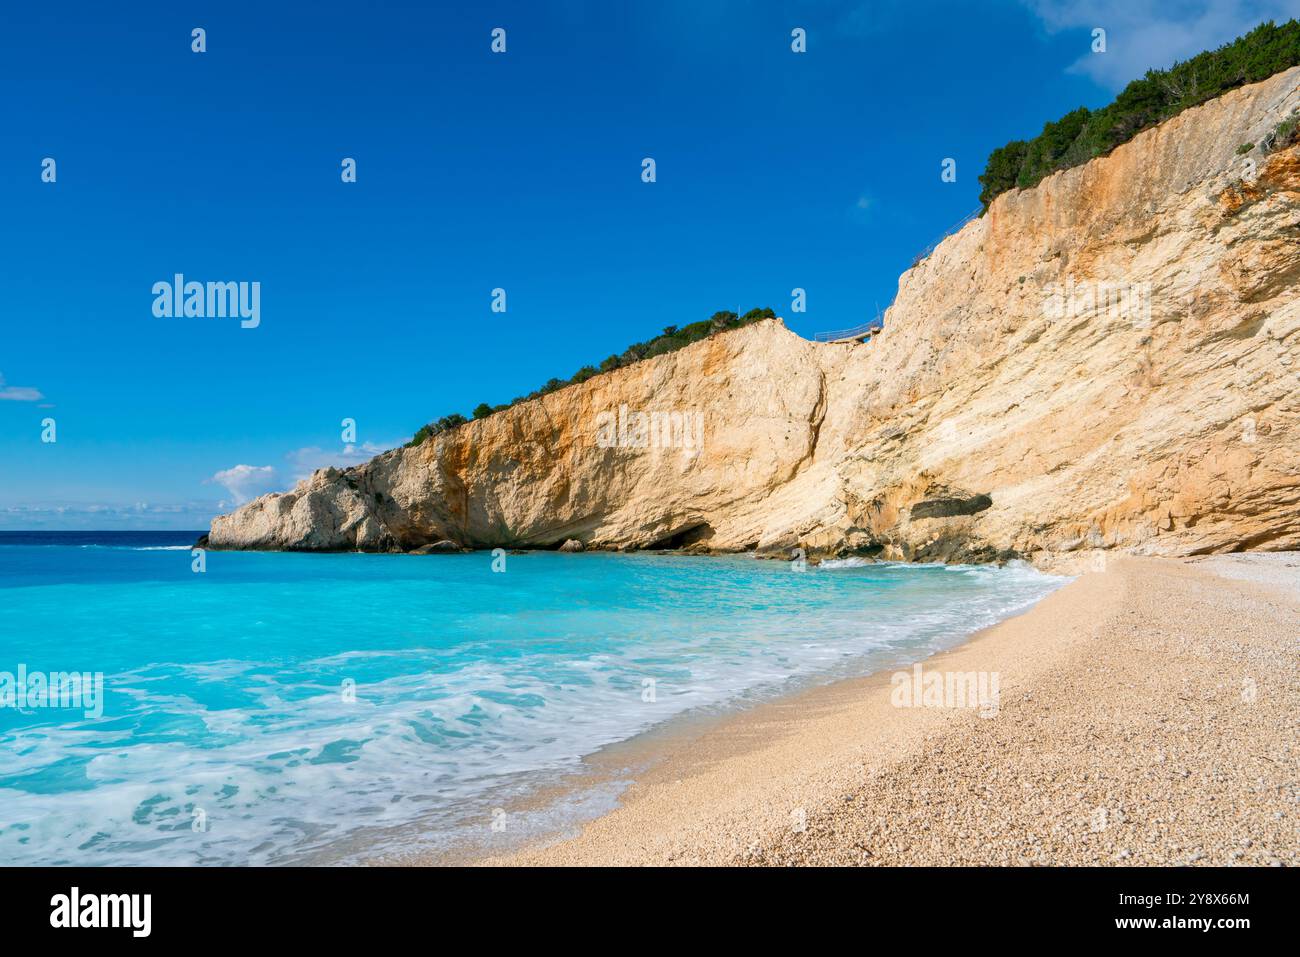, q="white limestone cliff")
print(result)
[210,67,1300,563]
